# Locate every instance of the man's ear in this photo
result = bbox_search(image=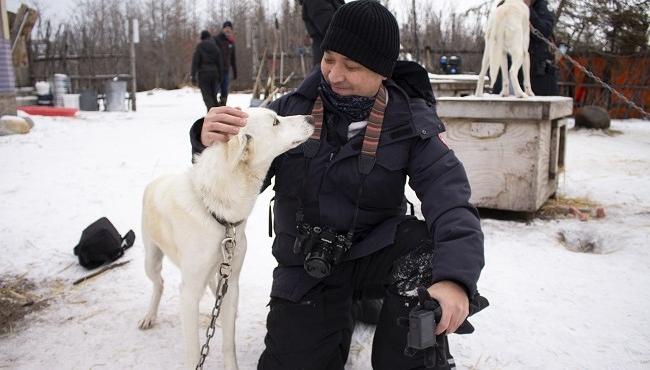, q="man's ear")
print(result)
[226,133,252,166]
